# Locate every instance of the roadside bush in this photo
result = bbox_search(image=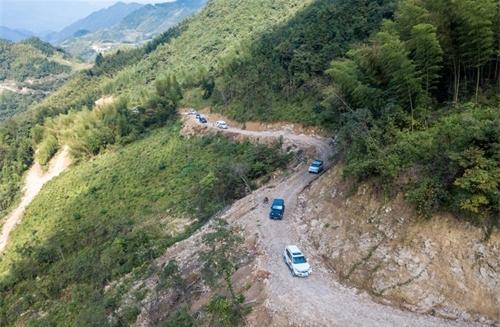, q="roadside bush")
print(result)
[158,260,184,290]
[405,177,446,218]
[164,306,194,327]
[35,133,58,166]
[343,105,499,225]
[206,294,246,327]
